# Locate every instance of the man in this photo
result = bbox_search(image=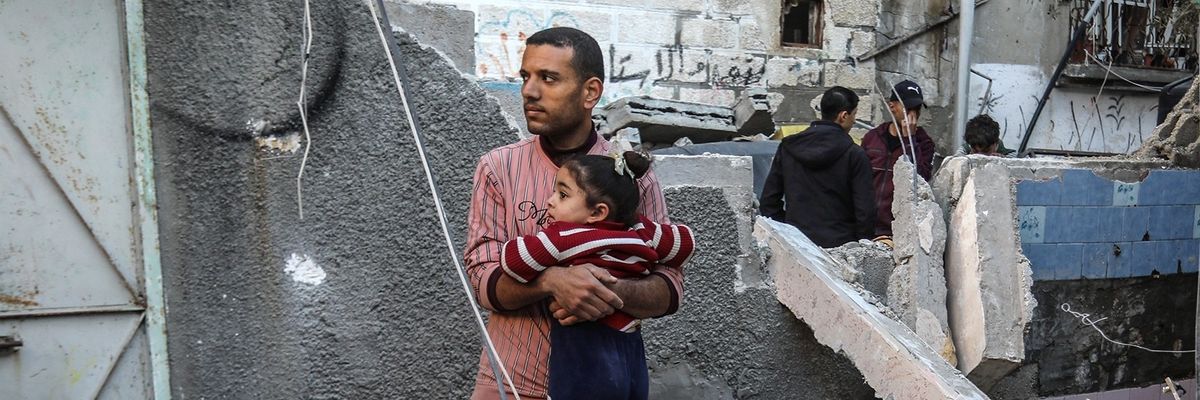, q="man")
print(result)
[759,86,876,248]
[962,114,1015,156]
[463,27,682,399]
[861,80,936,239]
